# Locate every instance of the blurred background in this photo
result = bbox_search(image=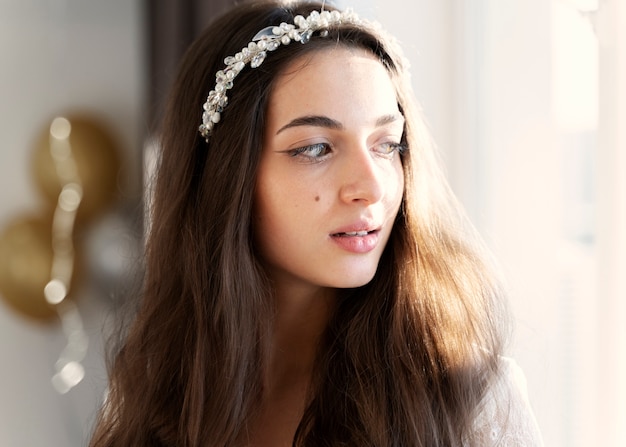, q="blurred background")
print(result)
[0,0,624,445]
